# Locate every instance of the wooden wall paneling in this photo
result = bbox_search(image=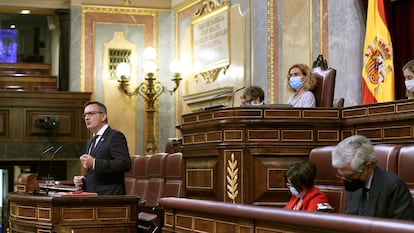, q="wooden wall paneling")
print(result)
[181,107,342,205]
[0,91,91,162]
[181,99,414,205]
[0,110,8,138]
